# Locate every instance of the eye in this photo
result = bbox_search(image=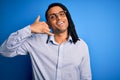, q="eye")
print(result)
[59,11,65,16]
[49,14,56,20]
